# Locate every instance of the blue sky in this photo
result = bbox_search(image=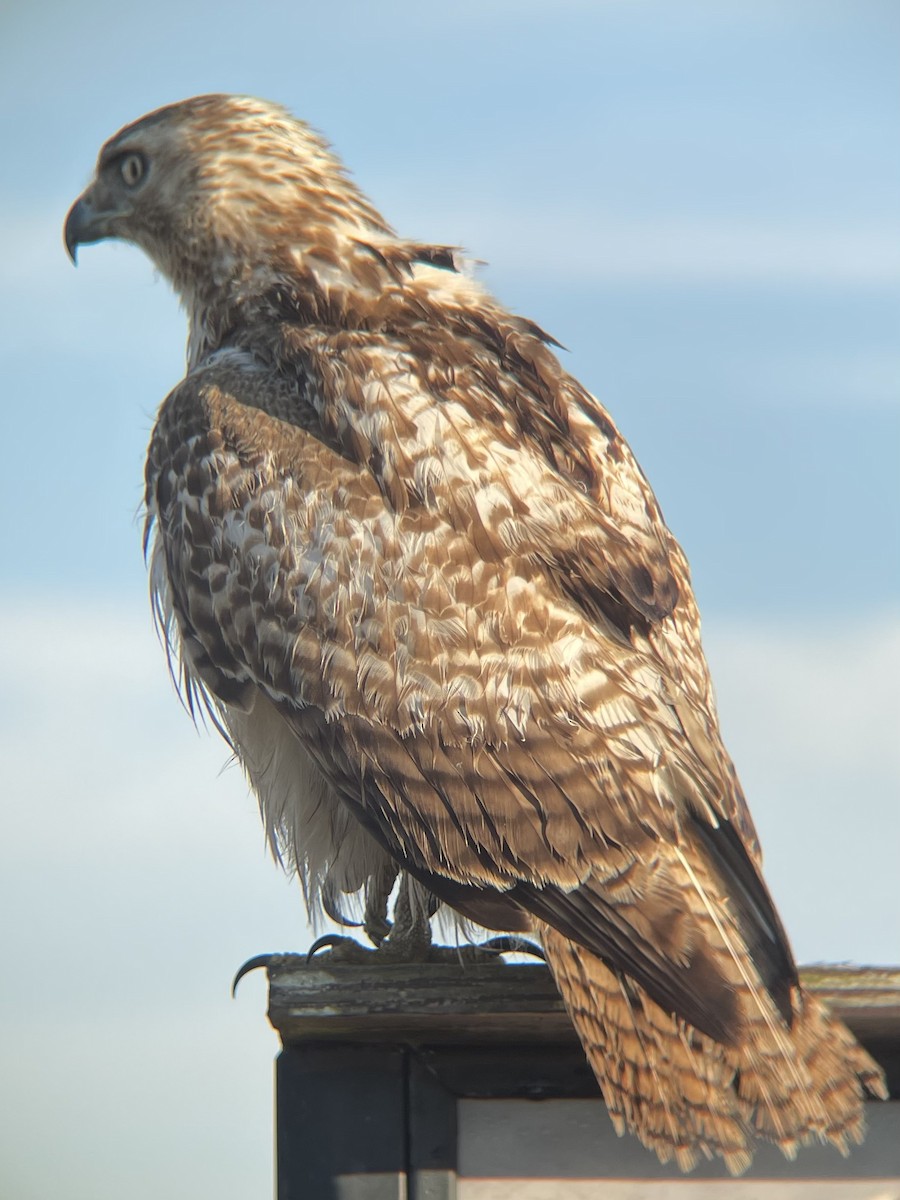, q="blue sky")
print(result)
[1,3,898,1198]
